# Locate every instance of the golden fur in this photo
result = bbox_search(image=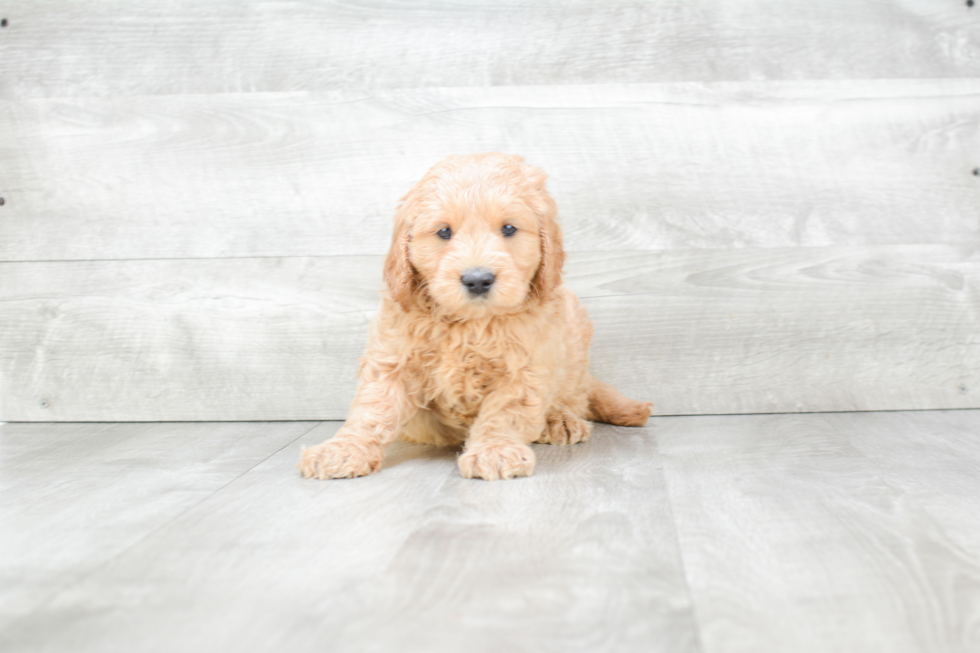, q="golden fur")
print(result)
[298,152,652,481]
